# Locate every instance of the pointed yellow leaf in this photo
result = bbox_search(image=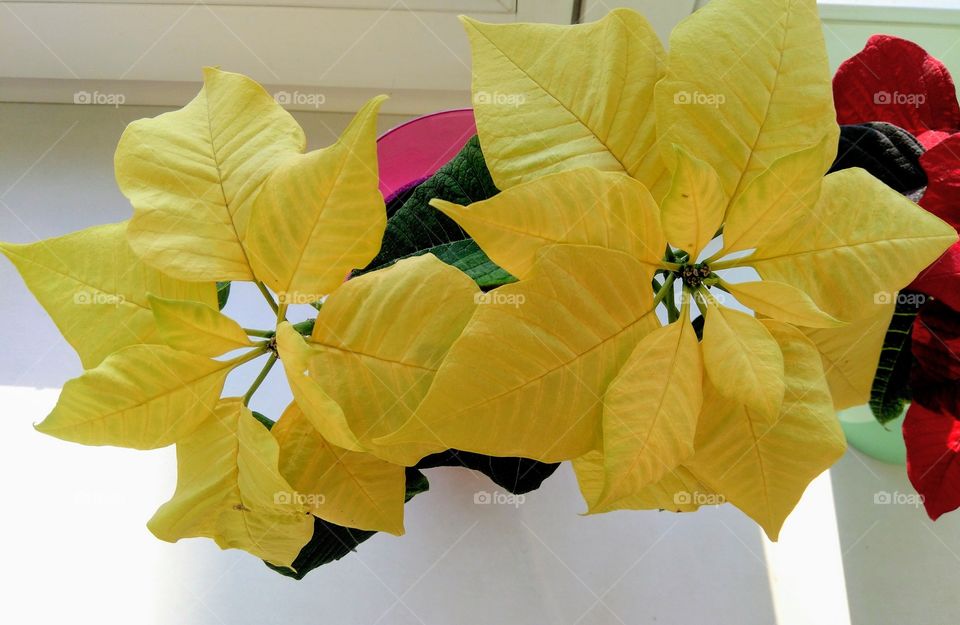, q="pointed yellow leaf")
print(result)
[803,300,894,409]
[305,254,479,465]
[574,450,715,514]
[246,96,387,302]
[656,0,838,206]
[462,9,668,193]
[148,398,314,567]
[594,316,702,510]
[117,68,306,281]
[432,168,665,279]
[275,323,362,452]
[36,344,243,448]
[720,138,832,256]
[687,321,846,540]
[722,279,843,328]
[660,147,726,260]
[148,294,252,357]
[379,245,660,463]
[702,301,784,419]
[749,168,957,320]
[0,222,215,368]
[274,402,407,535]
